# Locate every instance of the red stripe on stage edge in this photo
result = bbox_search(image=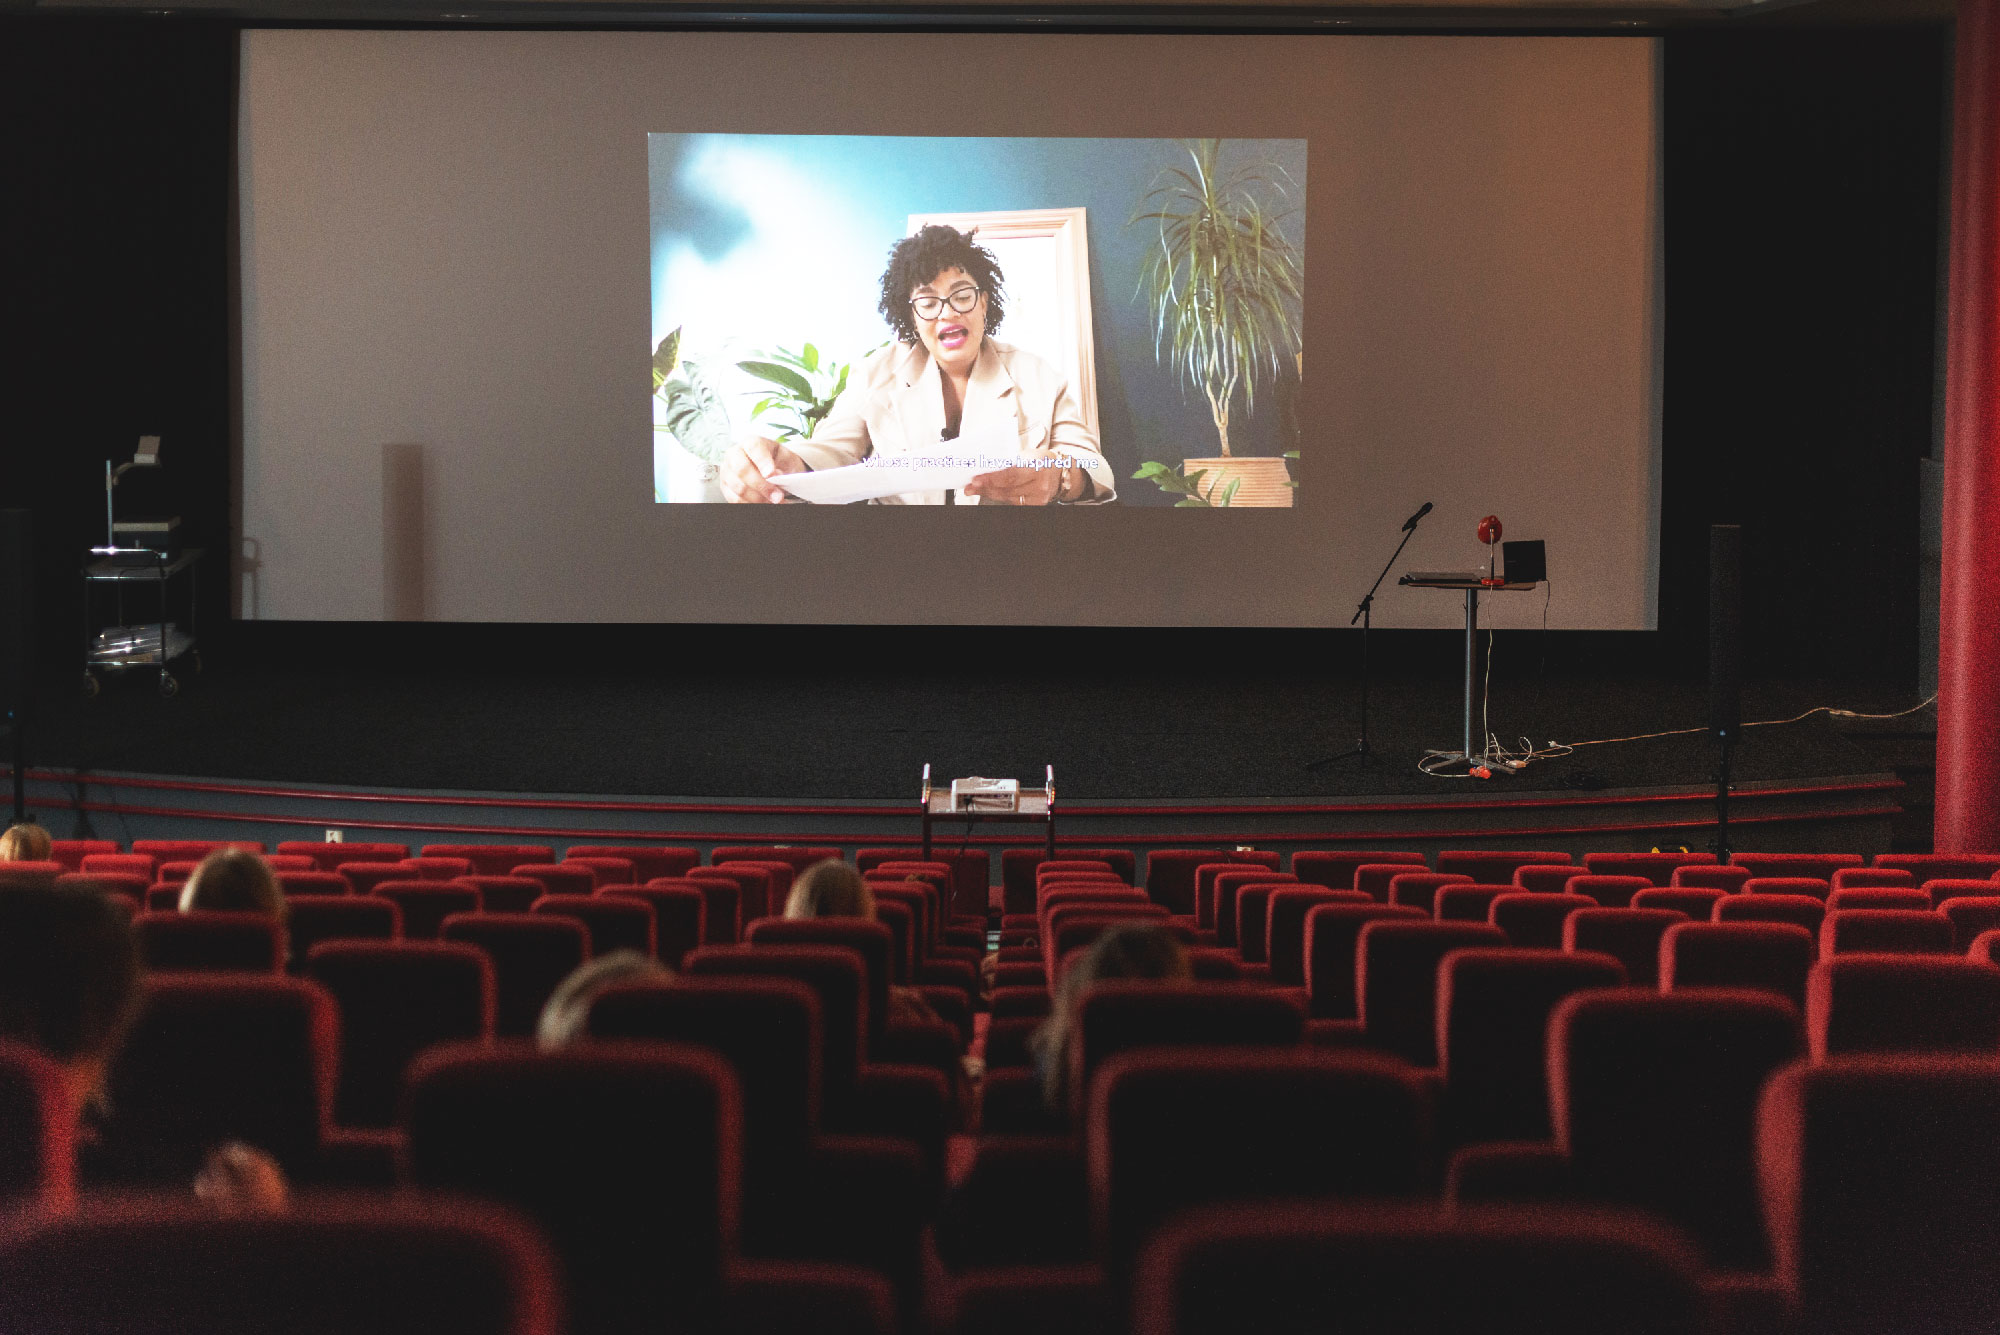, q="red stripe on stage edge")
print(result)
[14,767,1901,821]
[39,795,1906,849]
